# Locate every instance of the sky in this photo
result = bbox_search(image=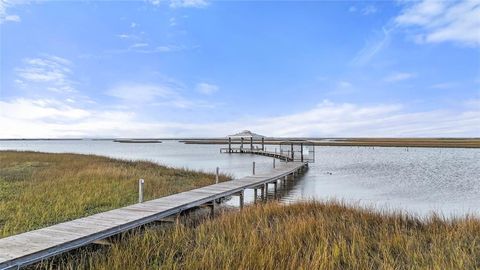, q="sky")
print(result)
[0,0,479,138]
